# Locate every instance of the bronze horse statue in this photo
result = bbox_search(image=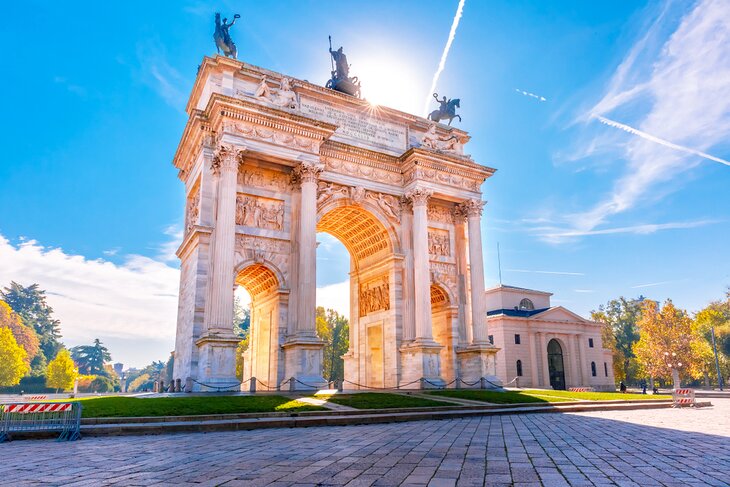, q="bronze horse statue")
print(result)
[428,93,462,125]
[214,13,240,59]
